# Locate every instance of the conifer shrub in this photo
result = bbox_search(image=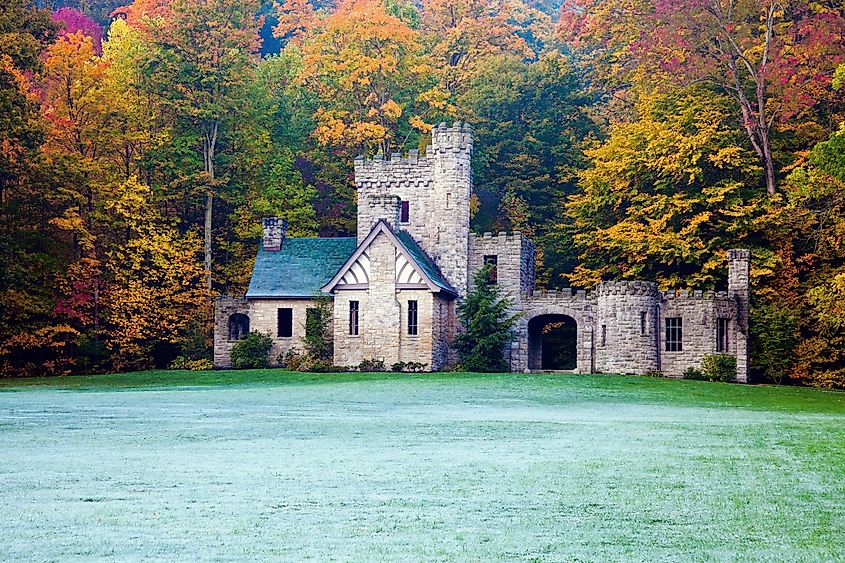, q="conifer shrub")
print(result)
[454,265,517,372]
[230,331,272,369]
